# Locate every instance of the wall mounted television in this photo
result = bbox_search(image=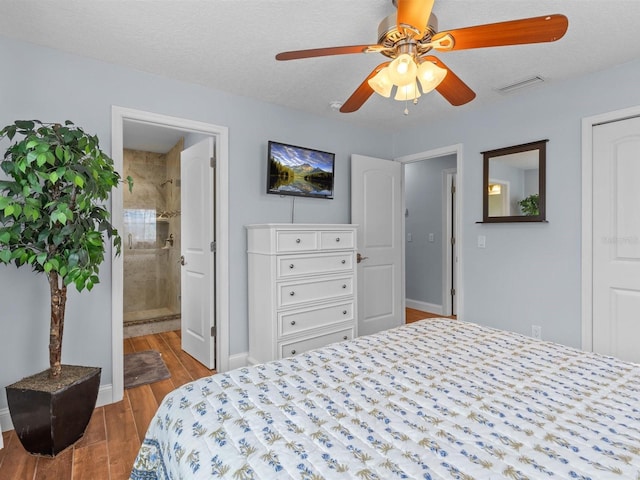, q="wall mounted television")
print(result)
[267,140,335,199]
